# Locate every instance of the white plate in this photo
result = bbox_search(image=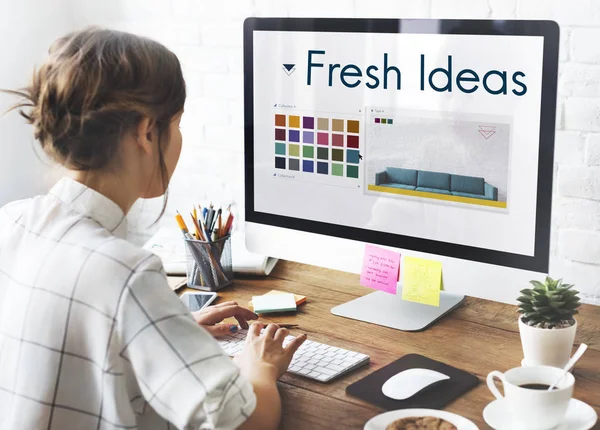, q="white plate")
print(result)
[483,398,598,430]
[364,408,479,430]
